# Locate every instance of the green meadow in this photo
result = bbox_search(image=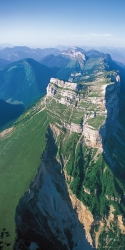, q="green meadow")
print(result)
[0,100,48,249]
